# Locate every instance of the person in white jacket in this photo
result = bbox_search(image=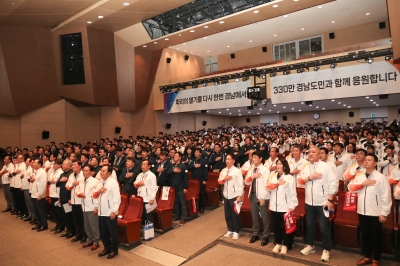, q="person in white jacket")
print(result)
[47,159,64,232]
[93,165,121,259]
[0,156,15,212]
[329,143,352,181]
[220,154,244,240]
[267,158,298,254]
[378,145,397,177]
[297,146,338,262]
[21,158,35,222]
[134,159,158,224]
[13,155,28,218]
[30,159,48,231]
[245,150,270,246]
[348,154,392,266]
[76,164,101,251]
[288,145,307,188]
